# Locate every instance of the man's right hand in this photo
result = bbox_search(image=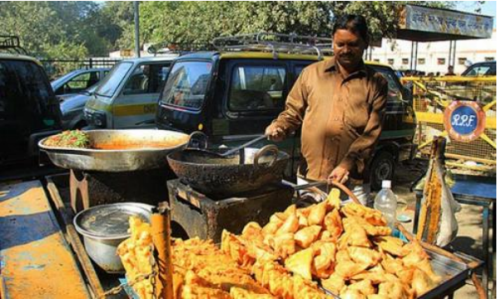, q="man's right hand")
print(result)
[265,123,285,141]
